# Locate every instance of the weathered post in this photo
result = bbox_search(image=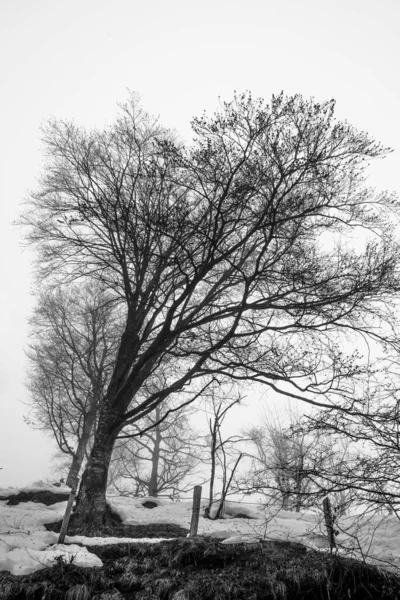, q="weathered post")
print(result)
[58,481,78,544]
[189,485,202,537]
[322,496,336,551]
